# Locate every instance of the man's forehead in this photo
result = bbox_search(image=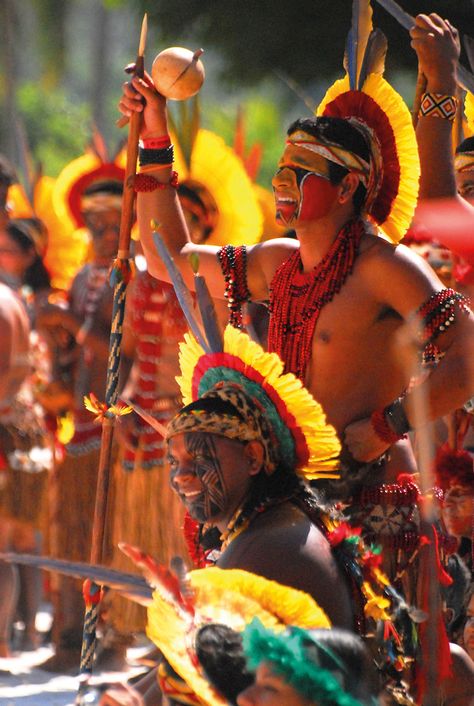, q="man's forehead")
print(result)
[444,484,474,498]
[278,142,330,173]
